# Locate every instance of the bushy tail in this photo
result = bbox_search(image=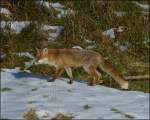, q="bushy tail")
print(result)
[99,59,128,89]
